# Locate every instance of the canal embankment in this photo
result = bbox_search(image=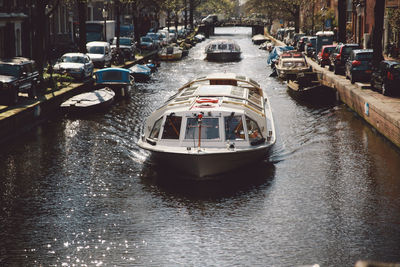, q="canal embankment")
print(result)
[0,51,158,145]
[267,33,400,149]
